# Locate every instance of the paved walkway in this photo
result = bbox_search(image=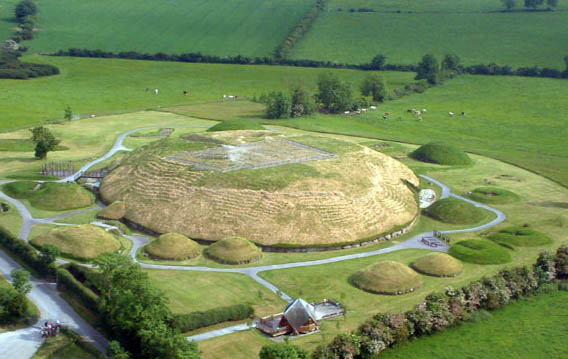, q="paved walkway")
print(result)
[0,127,508,345]
[186,322,255,342]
